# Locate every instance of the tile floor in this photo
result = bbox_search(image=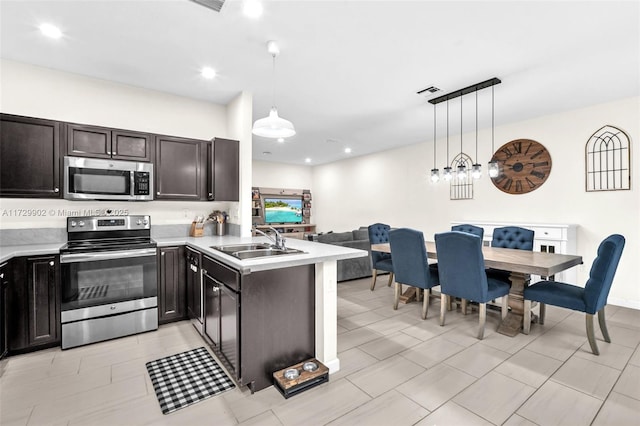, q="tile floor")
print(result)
[1,277,639,425]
